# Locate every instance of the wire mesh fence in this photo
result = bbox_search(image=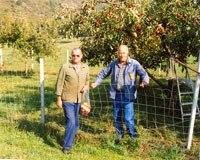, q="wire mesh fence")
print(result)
[0,45,199,156]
